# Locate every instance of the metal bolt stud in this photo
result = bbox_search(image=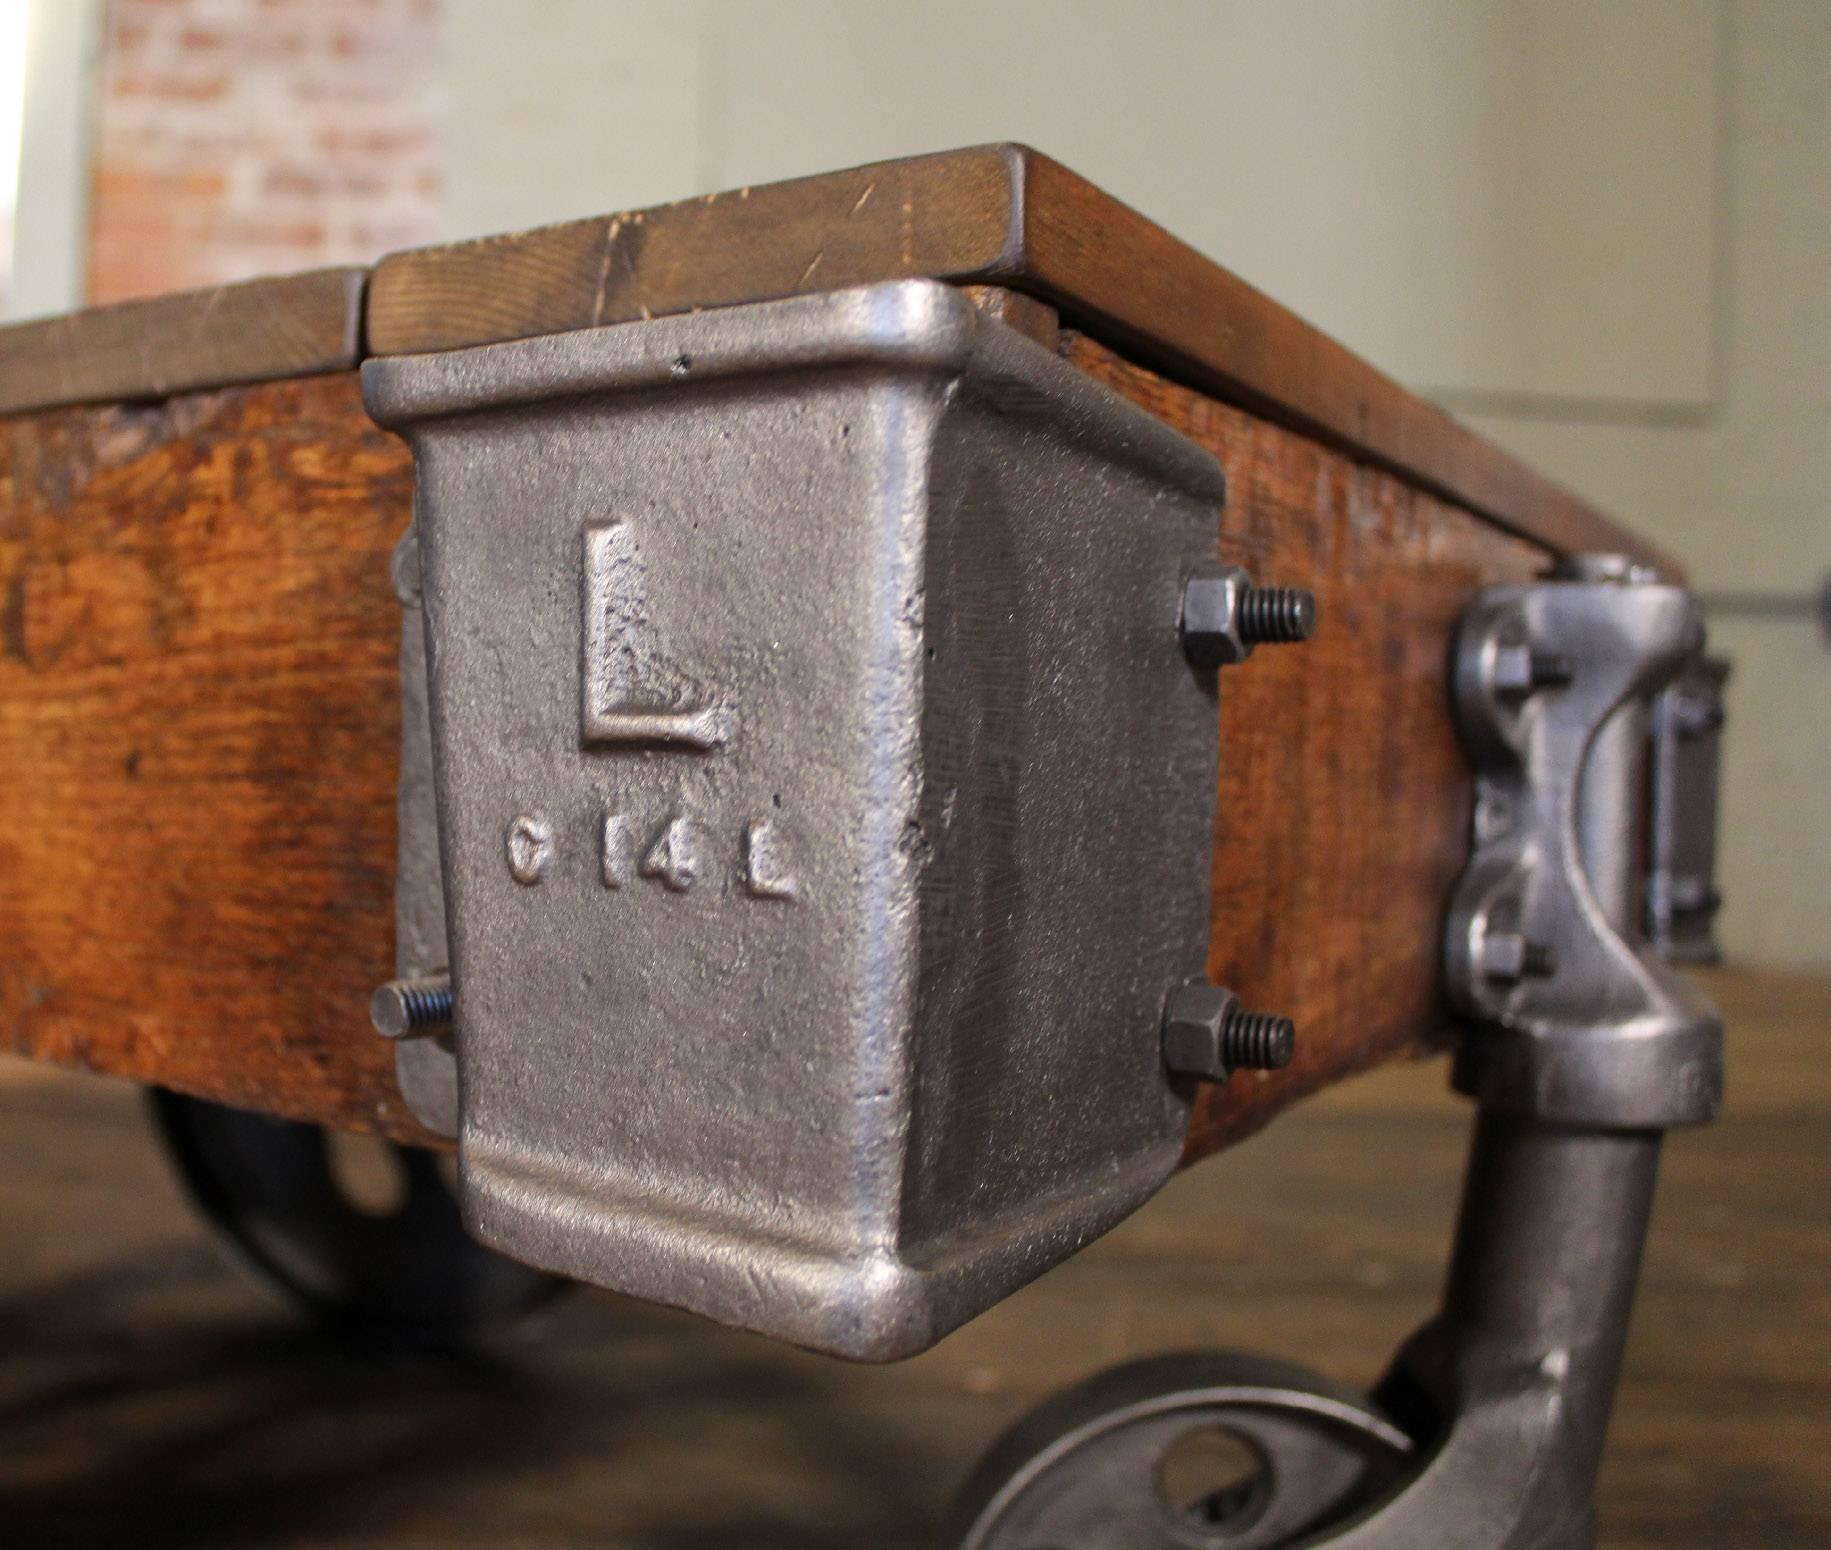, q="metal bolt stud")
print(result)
[1162,983,1297,1083]
[1479,932,1558,985]
[1181,564,1318,667]
[1492,642,1573,697]
[370,974,454,1039]
[1235,585,1318,647]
